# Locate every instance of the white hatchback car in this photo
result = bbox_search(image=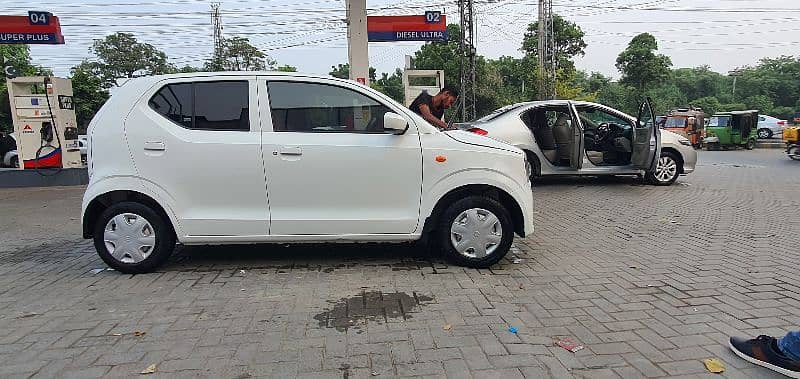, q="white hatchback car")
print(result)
[82,72,534,273]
